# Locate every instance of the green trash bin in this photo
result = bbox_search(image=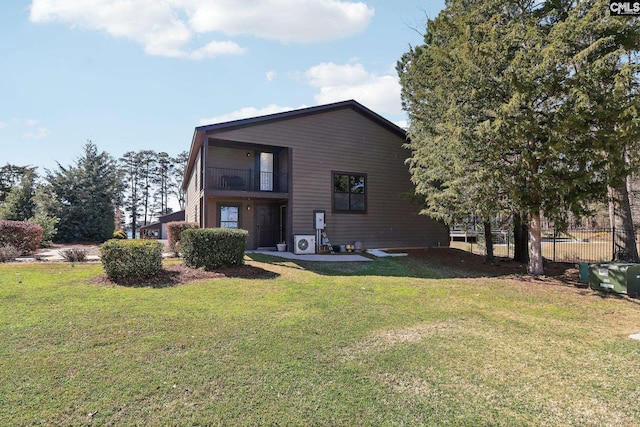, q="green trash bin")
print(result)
[577,262,590,283]
[589,262,640,297]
